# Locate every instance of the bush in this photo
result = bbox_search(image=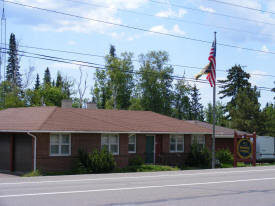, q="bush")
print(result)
[23,170,41,177]
[75,149,116,173]
[216,149,233,166]
[186,142,211,168]
[128,156,144,166]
